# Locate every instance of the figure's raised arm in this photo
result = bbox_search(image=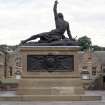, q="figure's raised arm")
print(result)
[53,0,58,19]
